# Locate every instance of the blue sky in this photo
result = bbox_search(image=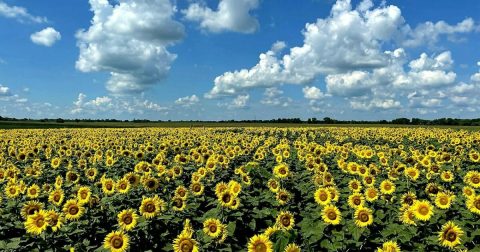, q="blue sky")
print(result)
[0,0,479,120]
